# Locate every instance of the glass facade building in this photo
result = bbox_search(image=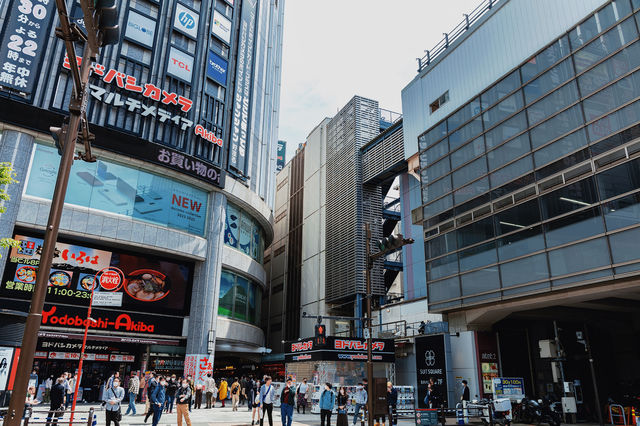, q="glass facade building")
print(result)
[418,0,640,311]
